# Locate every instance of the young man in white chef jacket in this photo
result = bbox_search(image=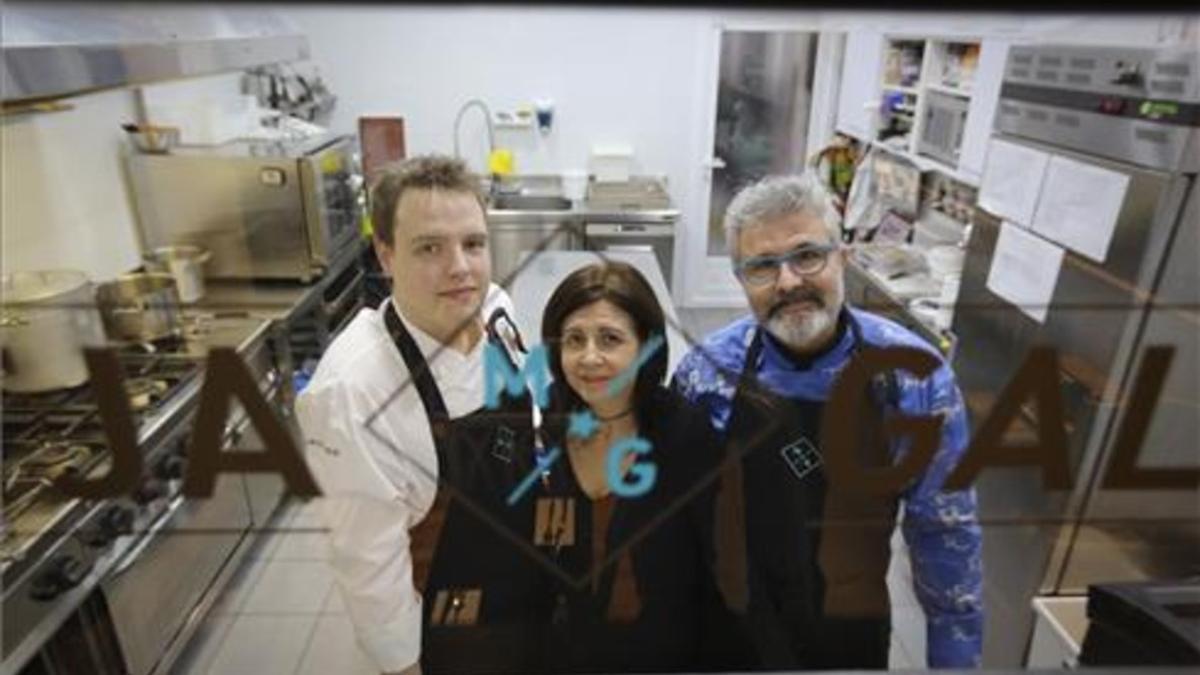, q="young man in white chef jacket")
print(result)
[295,155,528,675]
